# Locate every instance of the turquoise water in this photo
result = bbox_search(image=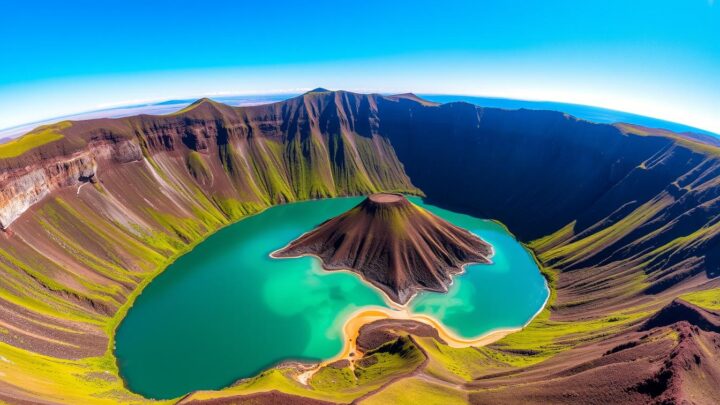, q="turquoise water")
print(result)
[114,197,548,399]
